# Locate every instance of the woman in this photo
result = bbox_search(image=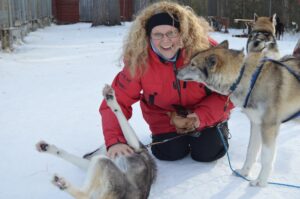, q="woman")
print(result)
[97,2,233,162]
